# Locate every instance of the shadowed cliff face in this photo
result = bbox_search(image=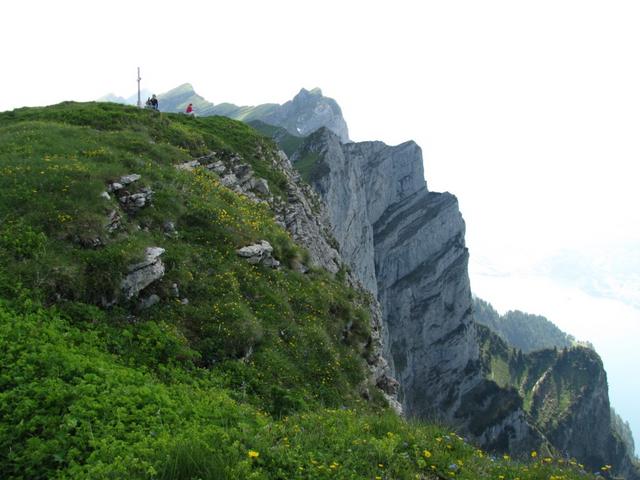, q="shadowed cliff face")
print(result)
[478,325,640,479]
[530,348,640,479]
[292,127,543,453]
